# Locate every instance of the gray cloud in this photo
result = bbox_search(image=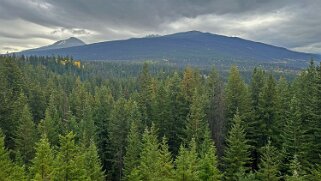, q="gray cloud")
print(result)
[0,0,321,54]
